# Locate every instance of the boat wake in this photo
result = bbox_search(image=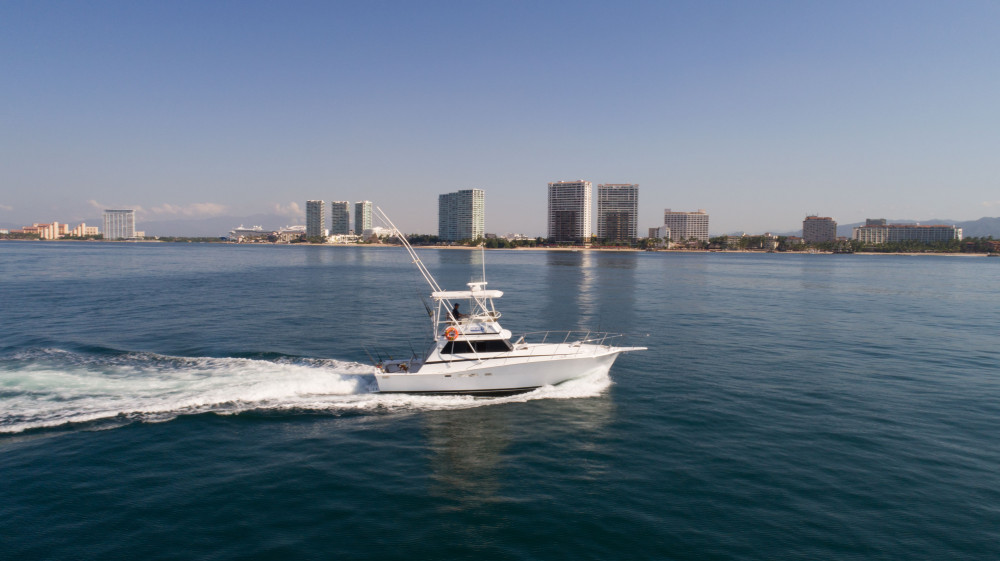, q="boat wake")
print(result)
[0,349,611,435]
